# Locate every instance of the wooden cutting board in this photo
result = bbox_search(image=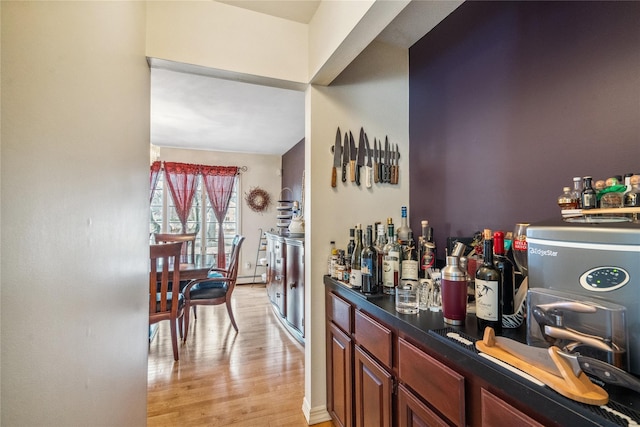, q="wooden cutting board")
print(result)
[476,328,608,405]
